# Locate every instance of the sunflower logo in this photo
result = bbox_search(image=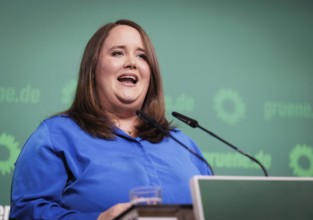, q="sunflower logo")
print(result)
[0,133,20,175]
[289,144,313,177]
[61,79,77,107]
[213,88,246,125]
